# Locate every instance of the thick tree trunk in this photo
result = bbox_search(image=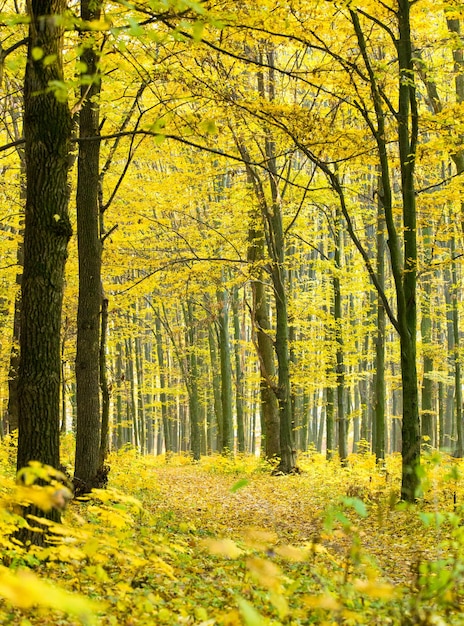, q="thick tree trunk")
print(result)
[18,0,72,470]
[17,0,72,542]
